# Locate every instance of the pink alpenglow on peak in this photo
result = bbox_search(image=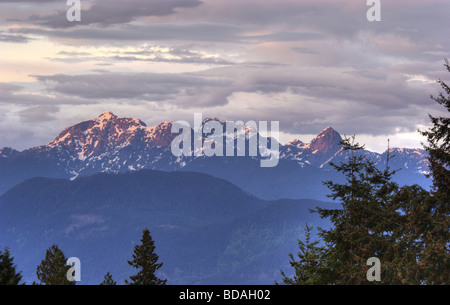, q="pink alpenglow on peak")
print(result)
[287,139,305,147]
[305,127,342,153]
[98,111,117,119]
